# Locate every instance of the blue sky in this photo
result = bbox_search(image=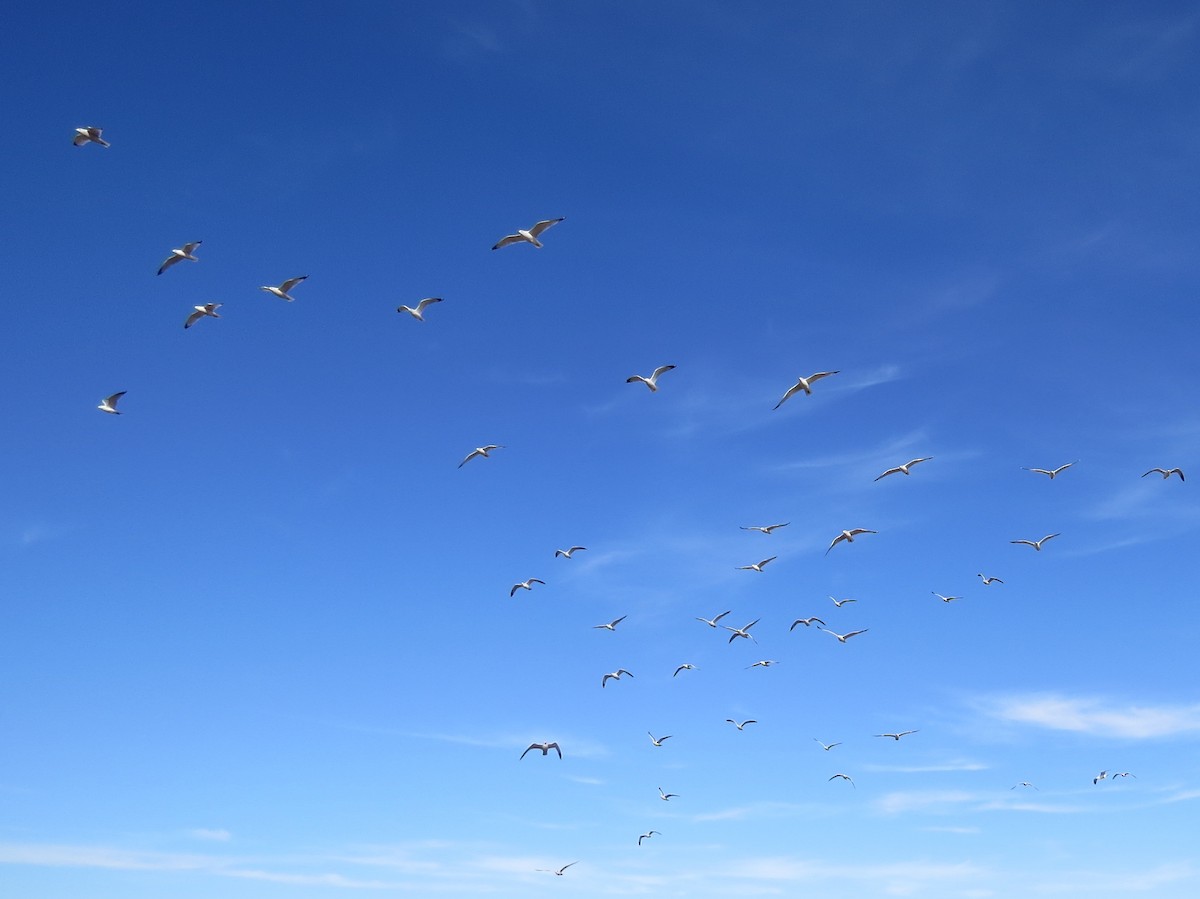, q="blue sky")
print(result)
[3,1,1200,896]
